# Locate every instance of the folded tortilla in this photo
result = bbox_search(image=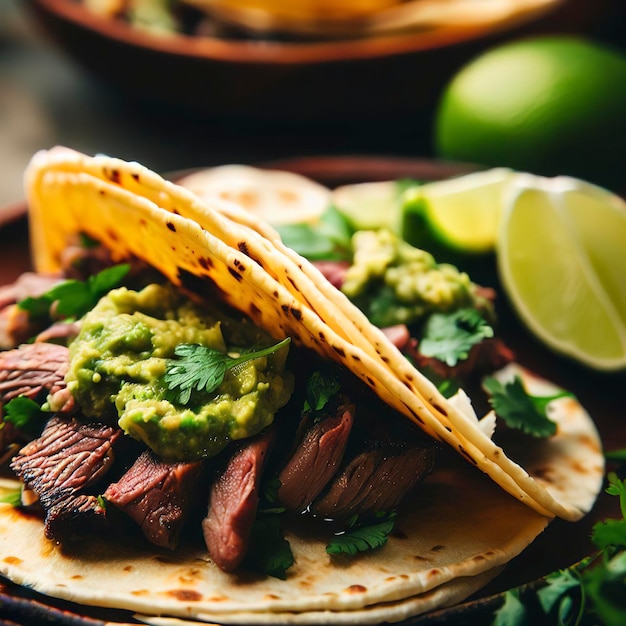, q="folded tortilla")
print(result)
[0,147,603,623]
[26,147,604,522]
